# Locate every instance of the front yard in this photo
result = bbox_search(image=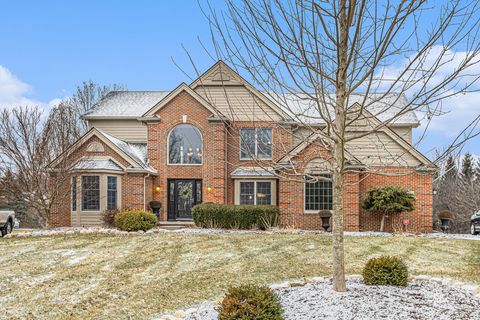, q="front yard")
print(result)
[0,232,479,319]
